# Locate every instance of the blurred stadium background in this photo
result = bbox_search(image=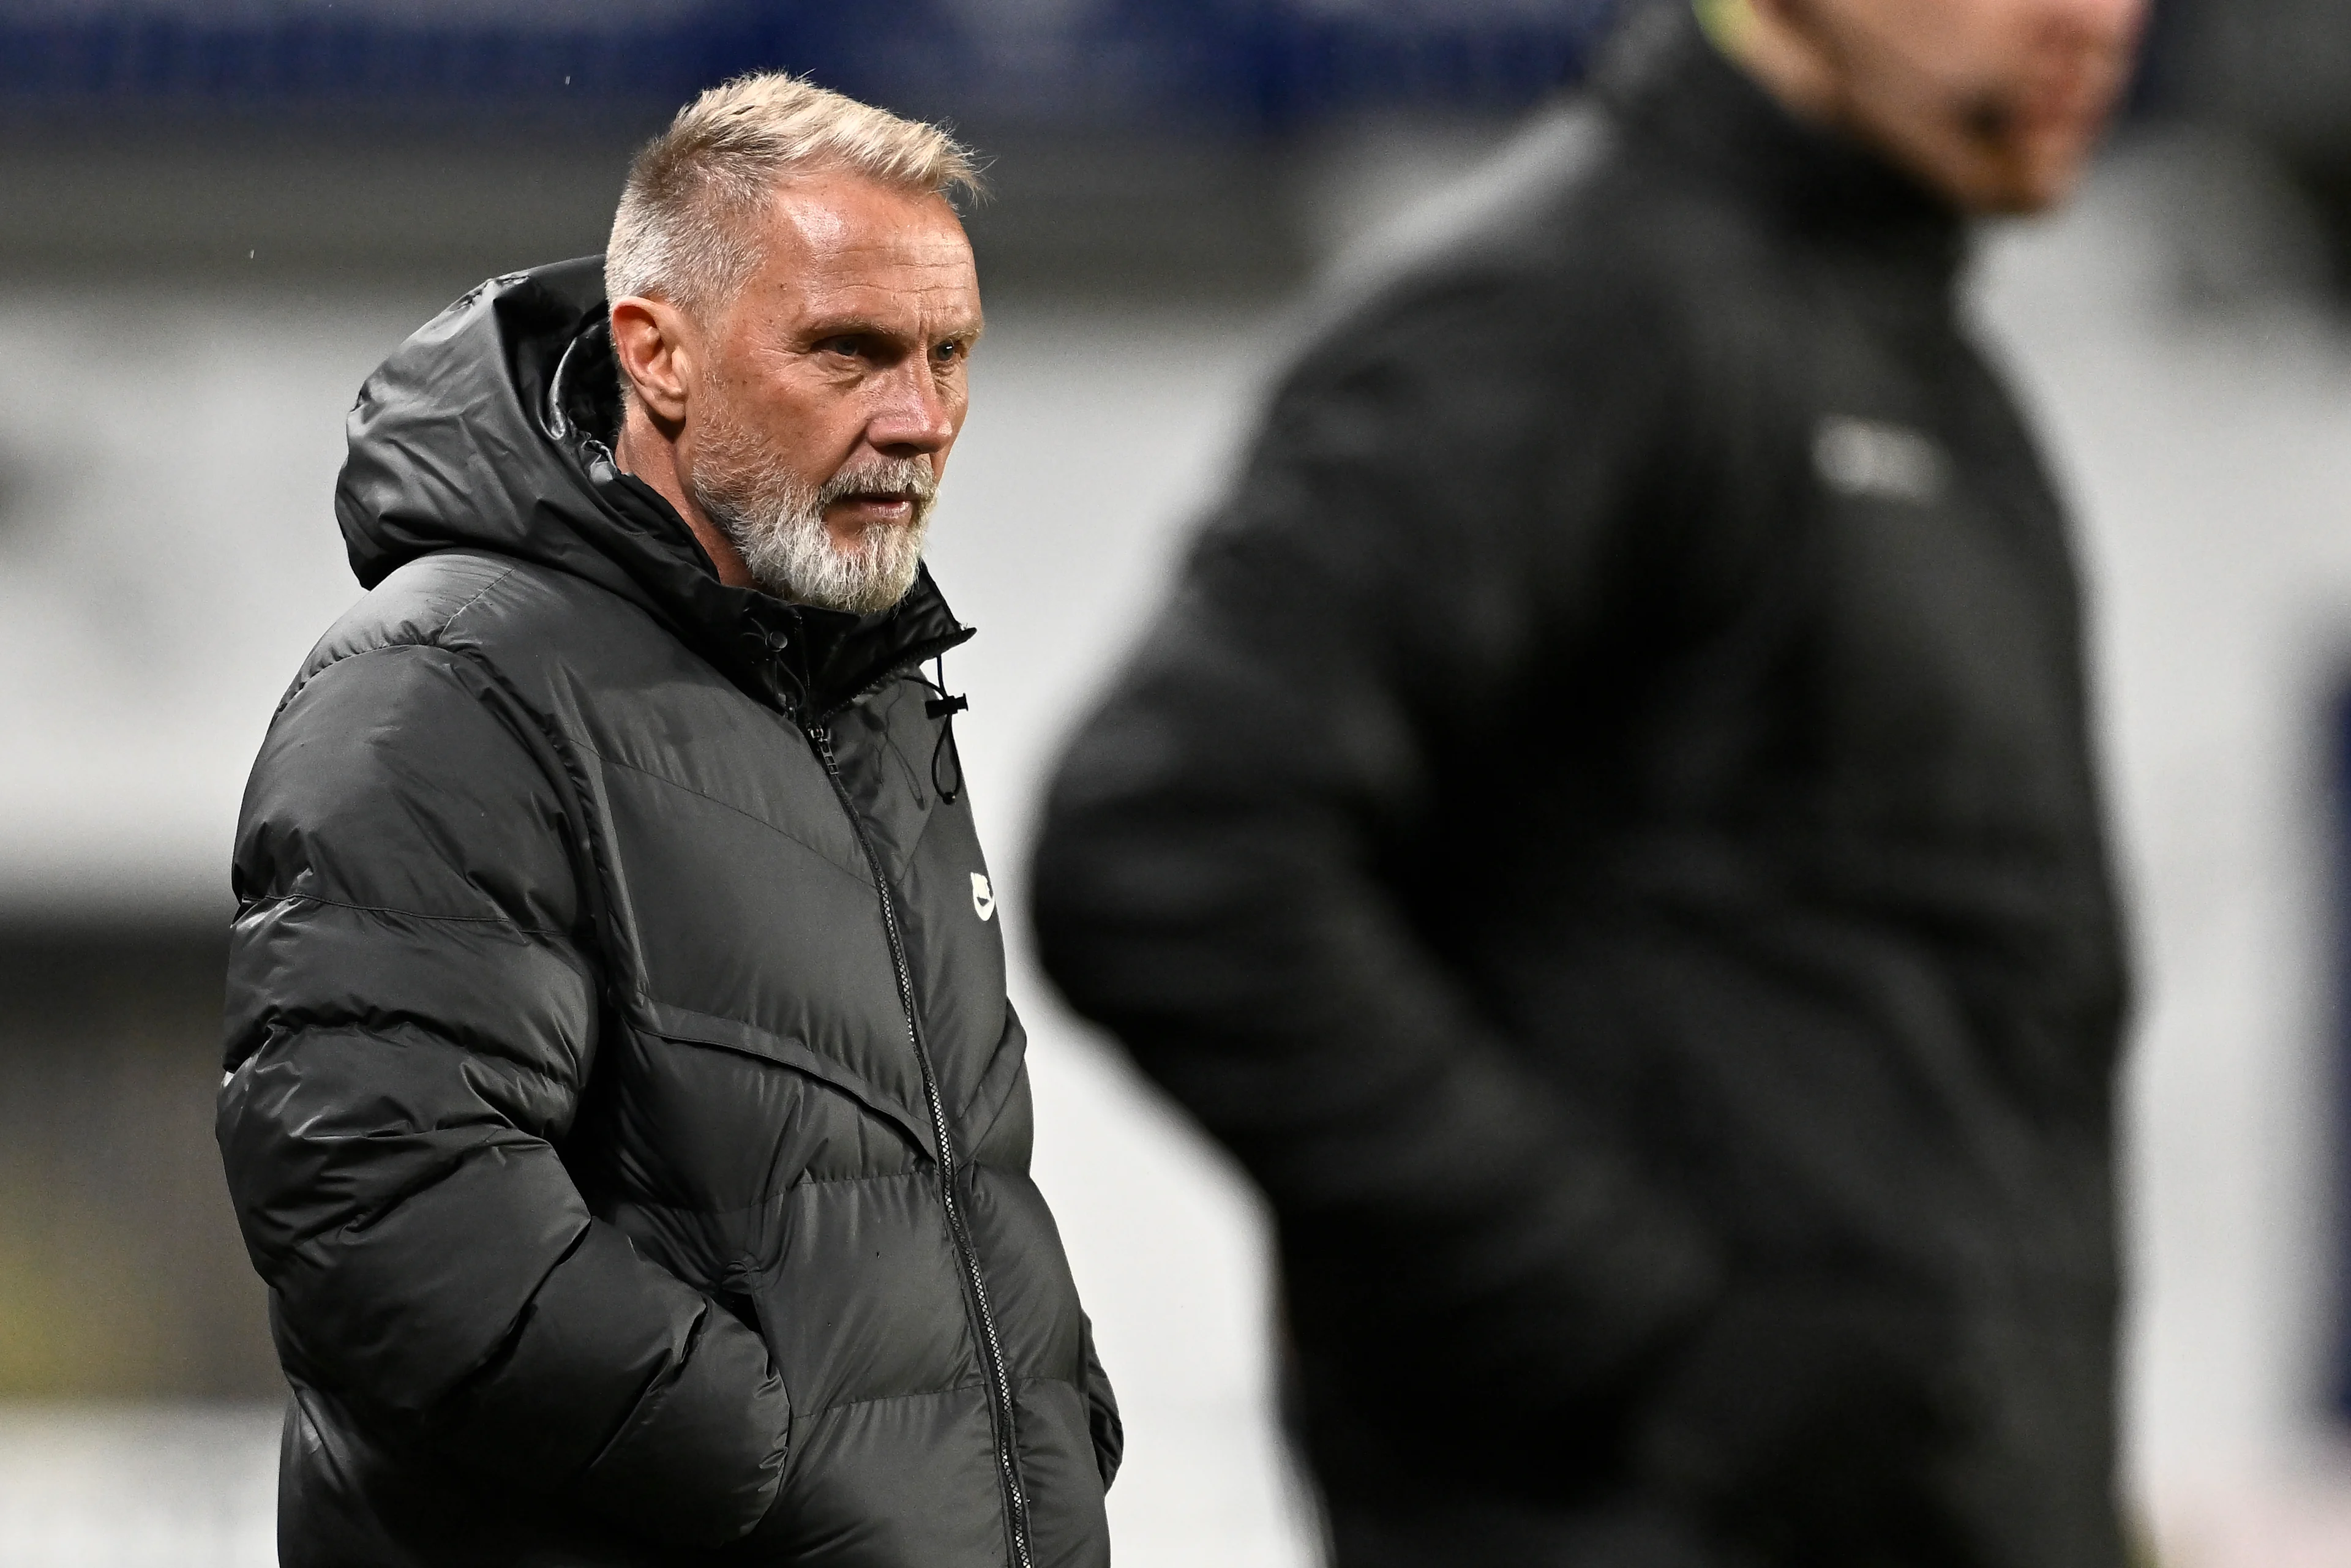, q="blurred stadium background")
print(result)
[1,0,2349,1562]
